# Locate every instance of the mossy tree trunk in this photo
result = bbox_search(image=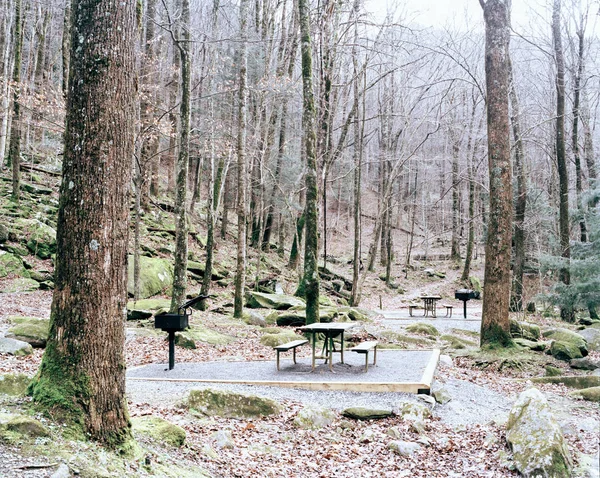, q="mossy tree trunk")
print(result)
[30,0,136,445]
[296,0,319,325]
[8,0,22,201]
[479,0,513,348]
[170,0,191,313]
